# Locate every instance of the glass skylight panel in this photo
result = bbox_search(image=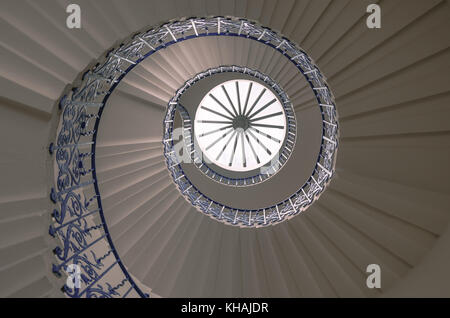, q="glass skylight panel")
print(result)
[194,79,287,172]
